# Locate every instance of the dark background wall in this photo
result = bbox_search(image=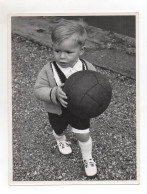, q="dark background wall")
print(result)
[59,16,136,38]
